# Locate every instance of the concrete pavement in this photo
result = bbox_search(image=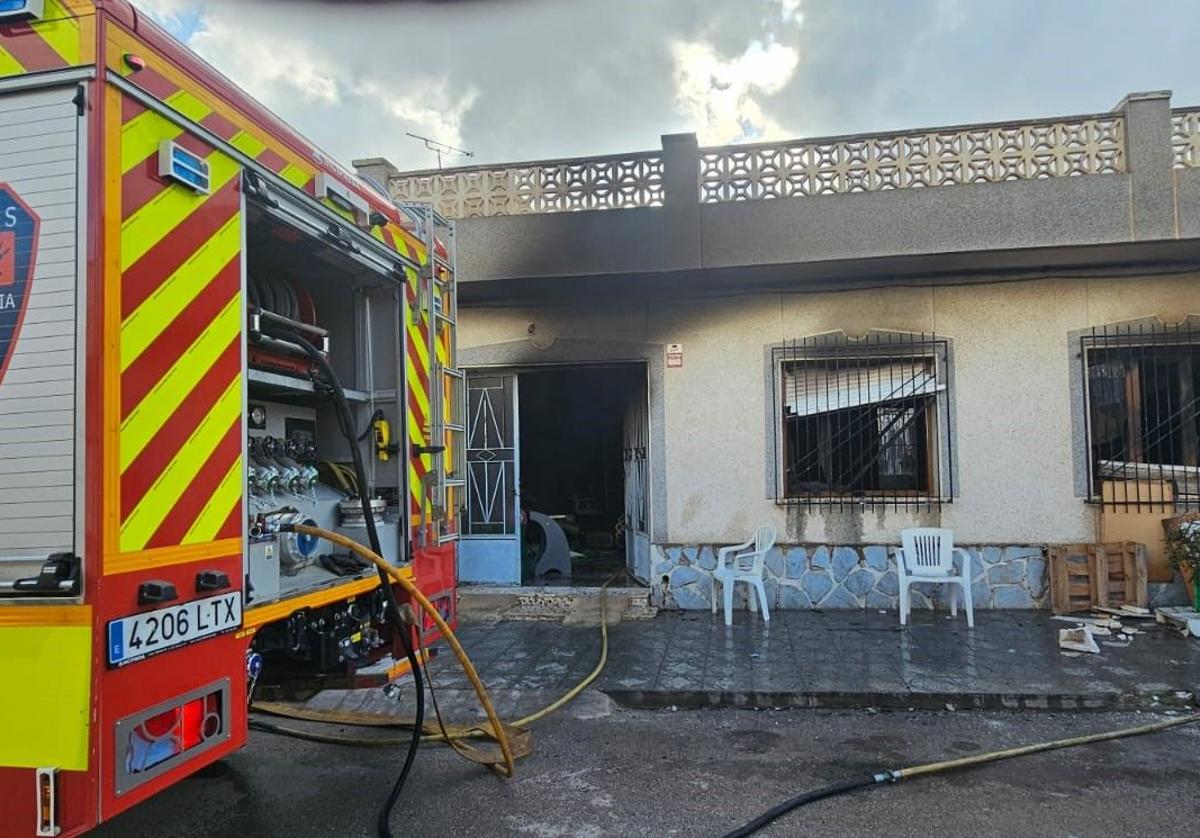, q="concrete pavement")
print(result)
[91,608,1200,837]
[95,705,1200,837]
